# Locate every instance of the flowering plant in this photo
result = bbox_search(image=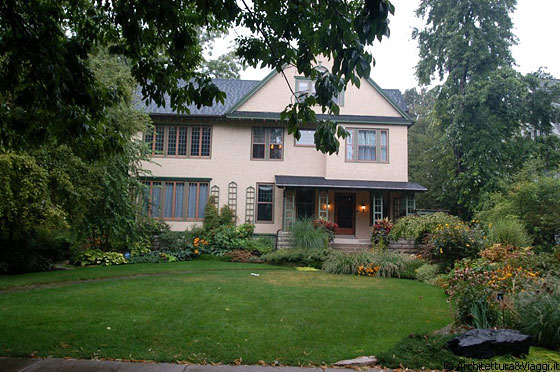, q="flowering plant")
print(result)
[357,263,380,277]
[313,218,338,242]
[371,218,393,249]
[445,244,540,327]
[428,221,485,270]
